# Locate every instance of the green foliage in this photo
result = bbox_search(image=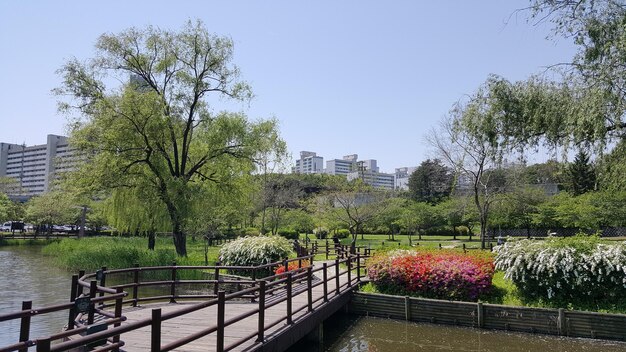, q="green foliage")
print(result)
[56,21,284,256]
[25,191,80,229]
[335,229,350,239]
[42,237,177,271]
[277,228,299,240]
[241,227,261,236]
[568,150,596,195]
[407,159,453,204]
[218,235,293,268]
[313,227,329,239]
